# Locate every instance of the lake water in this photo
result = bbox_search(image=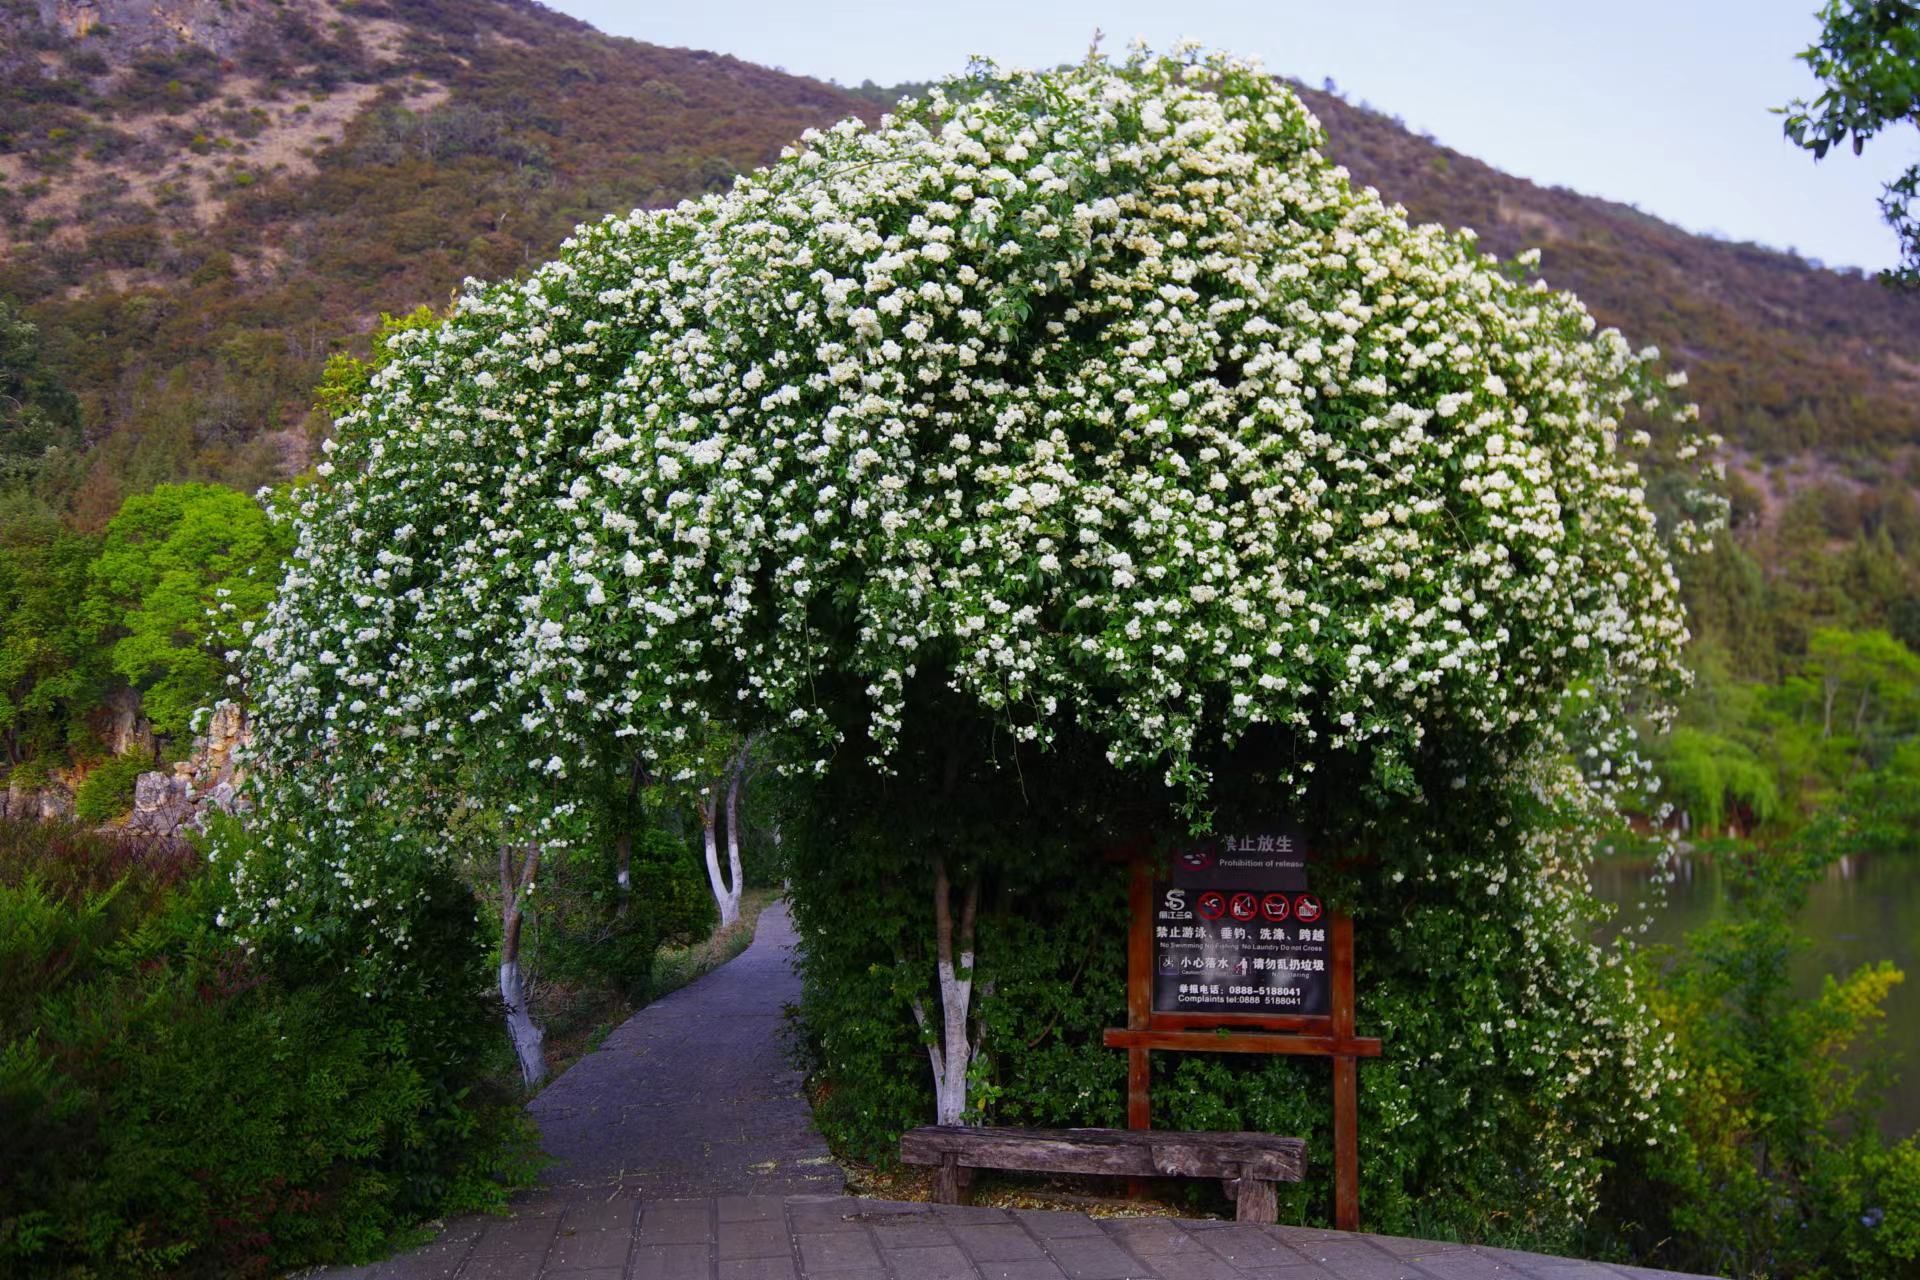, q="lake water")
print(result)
[1590,852,1920,1138]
